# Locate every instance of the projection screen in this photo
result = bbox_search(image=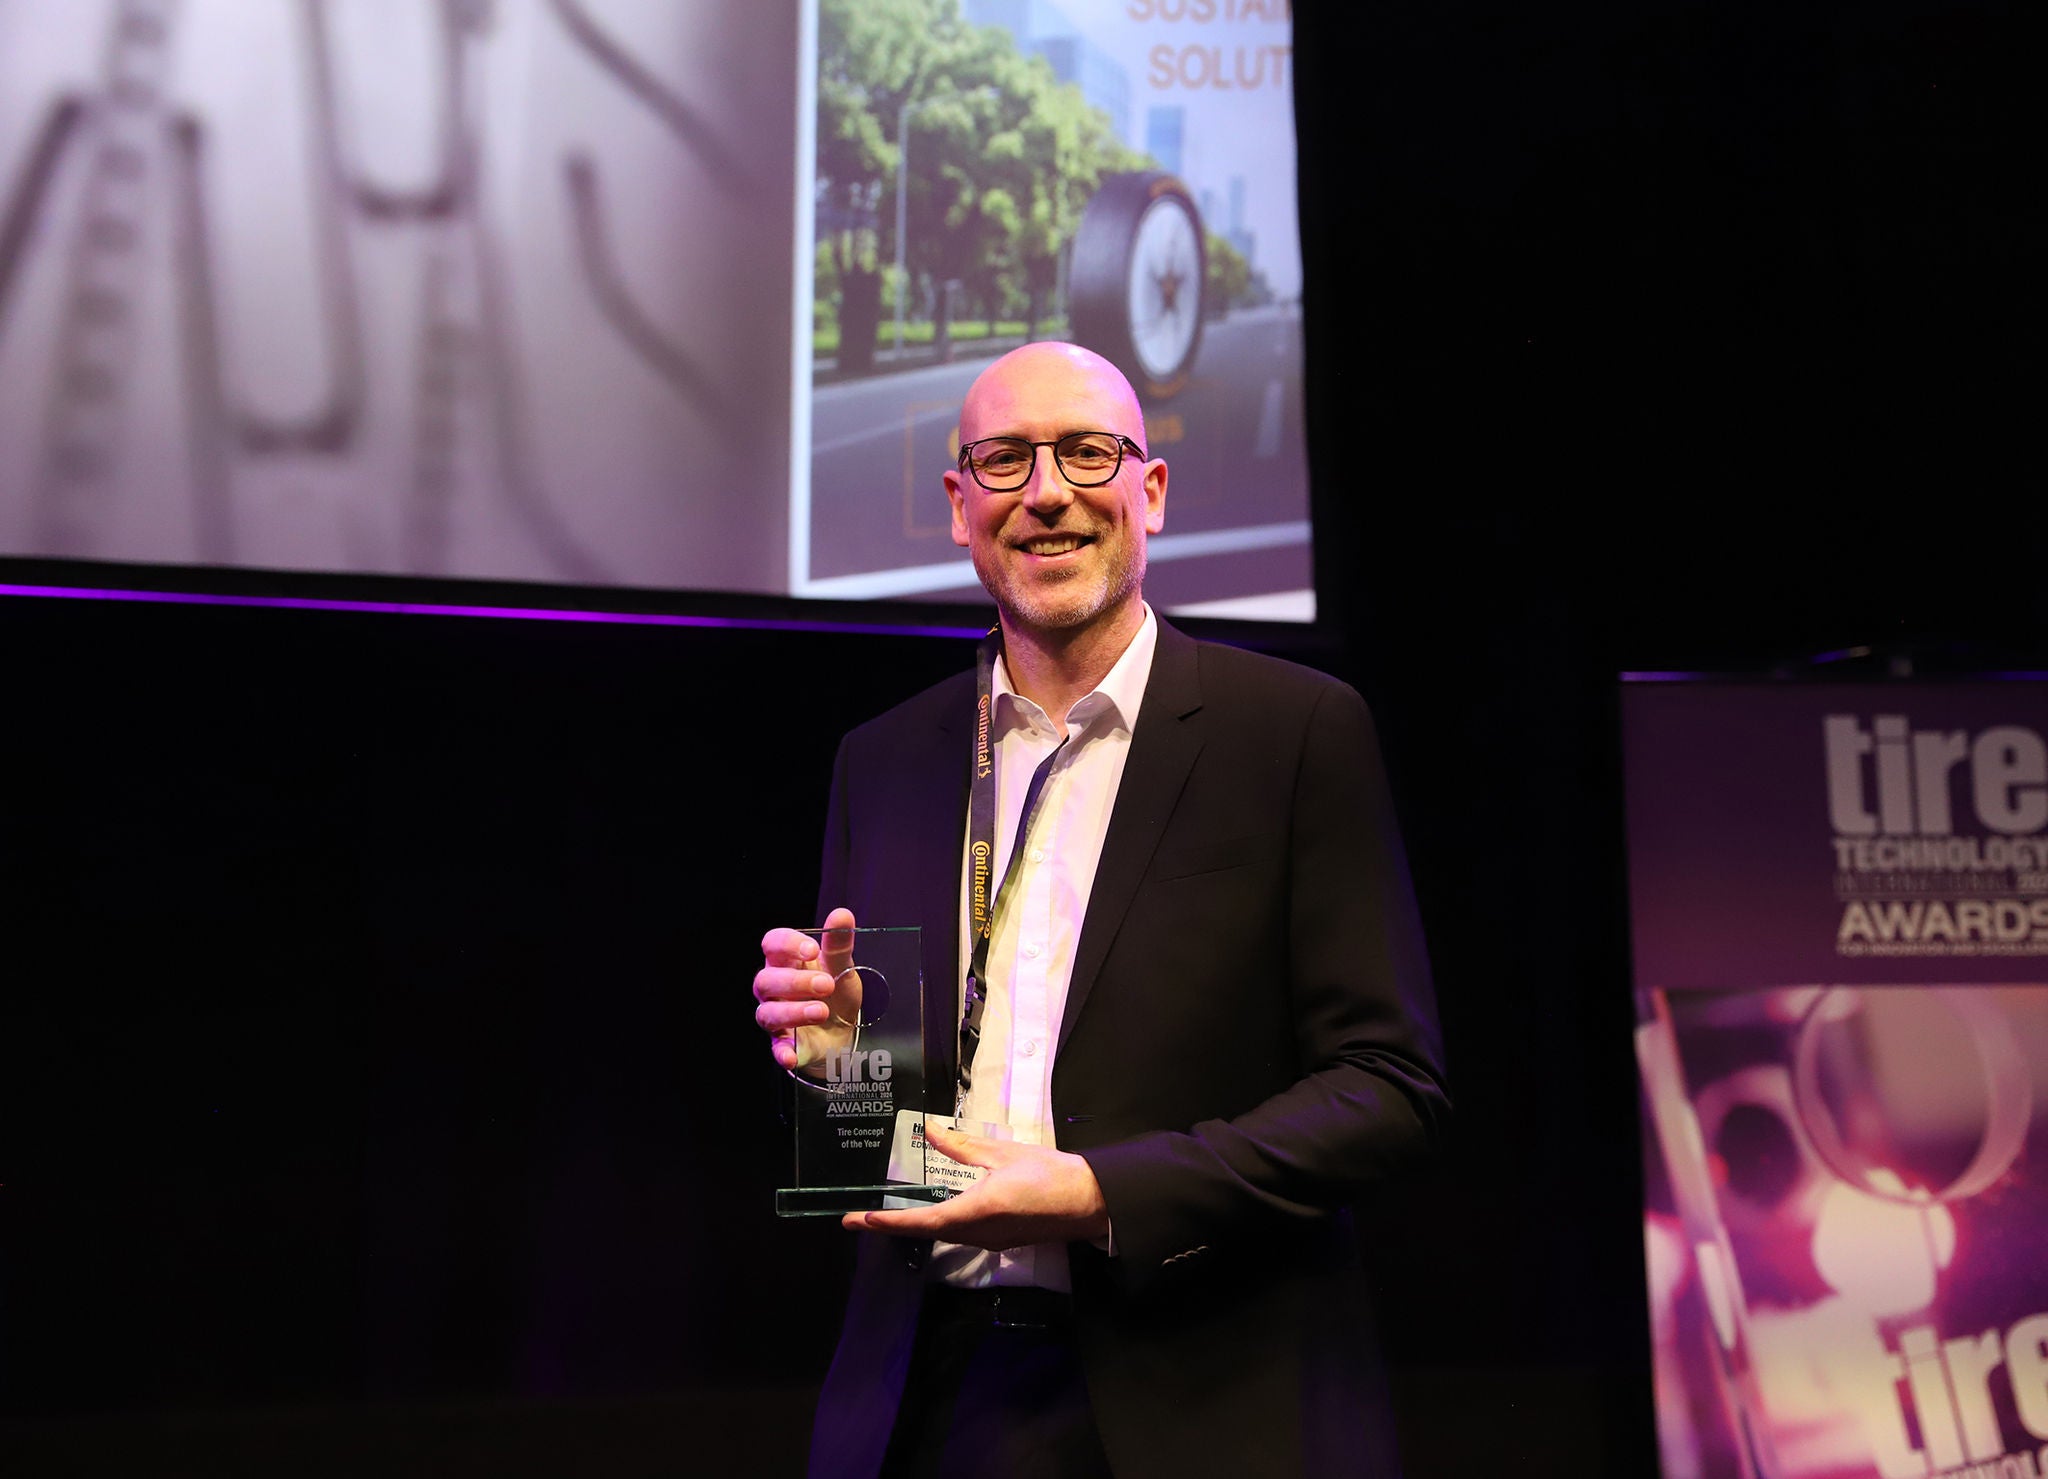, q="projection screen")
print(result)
[0,0,1309,619]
